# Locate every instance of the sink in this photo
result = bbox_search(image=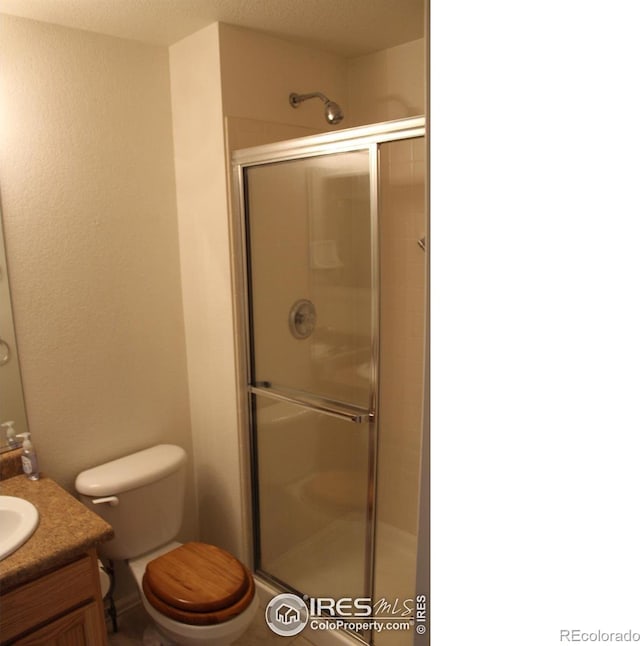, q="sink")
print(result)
[0,495,39,561]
